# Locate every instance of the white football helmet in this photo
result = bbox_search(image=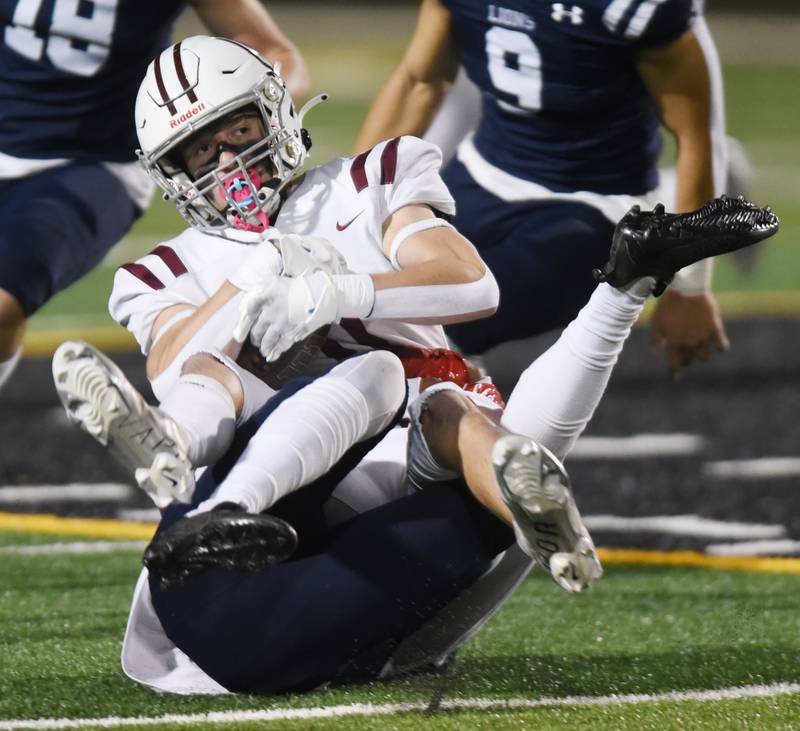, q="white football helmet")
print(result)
[135,35,326,236]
